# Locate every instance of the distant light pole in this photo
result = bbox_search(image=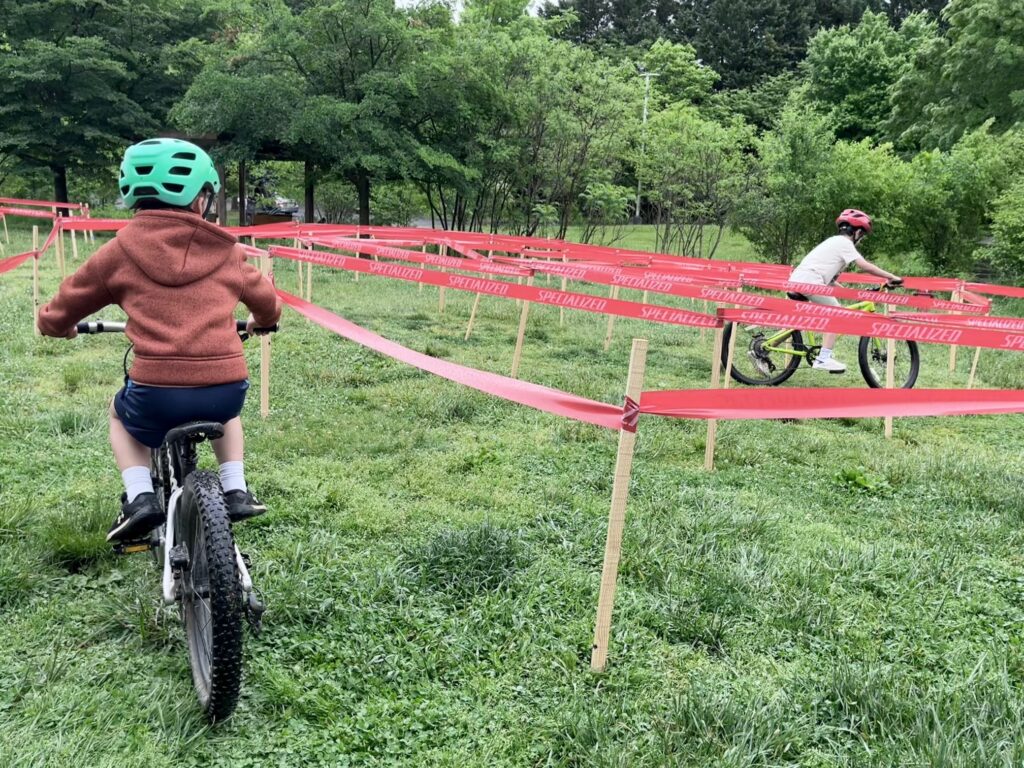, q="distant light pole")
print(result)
[635,68,659,222]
